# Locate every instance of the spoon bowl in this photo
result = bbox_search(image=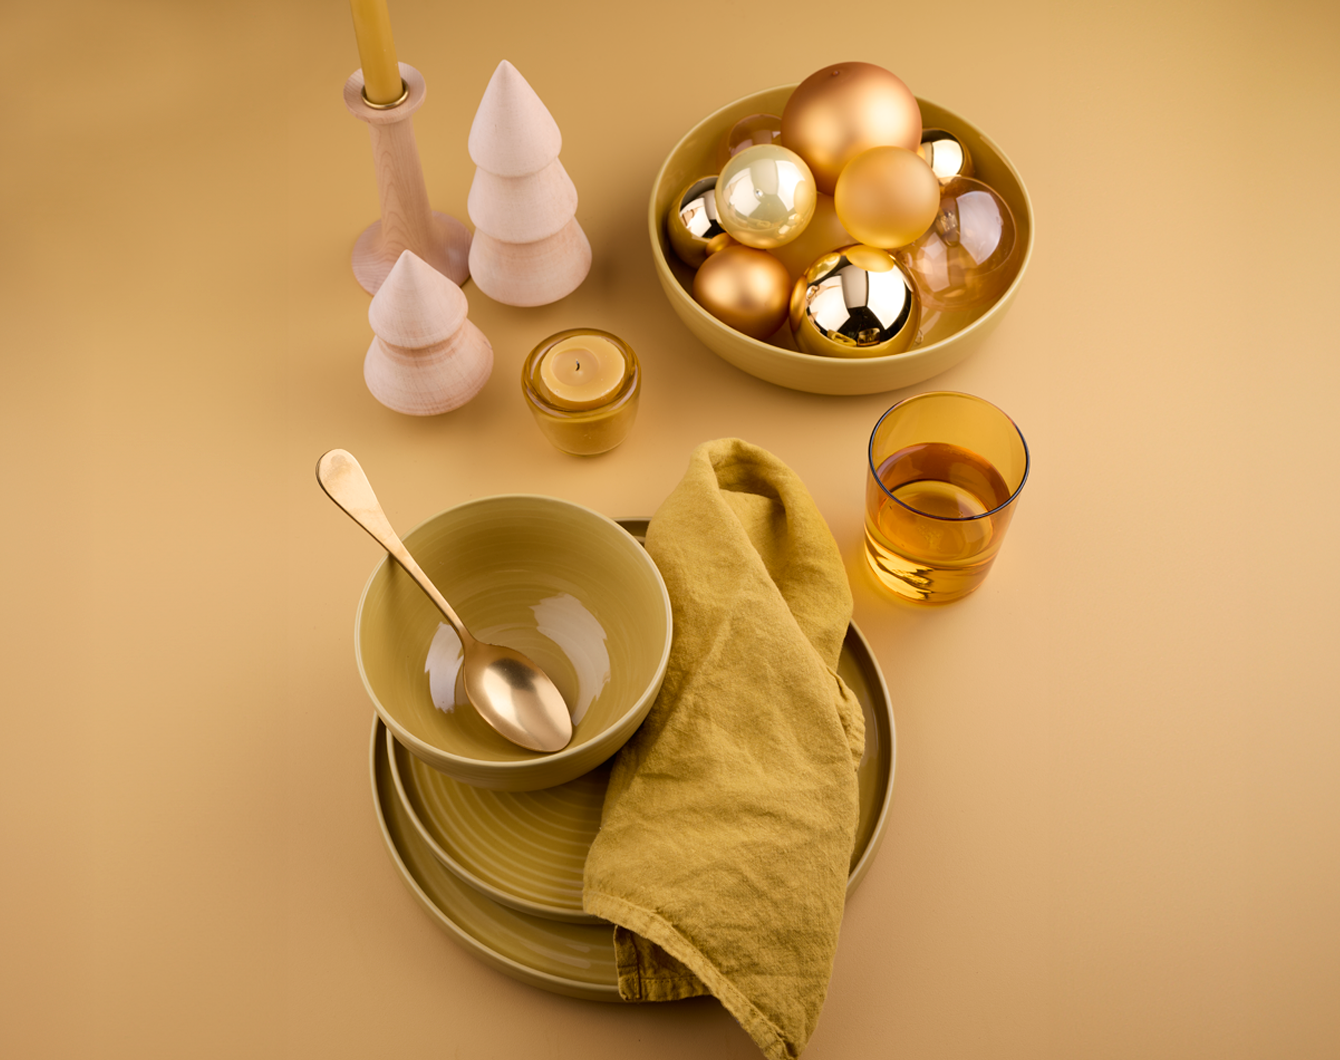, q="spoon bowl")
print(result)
[318,449,572,753]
